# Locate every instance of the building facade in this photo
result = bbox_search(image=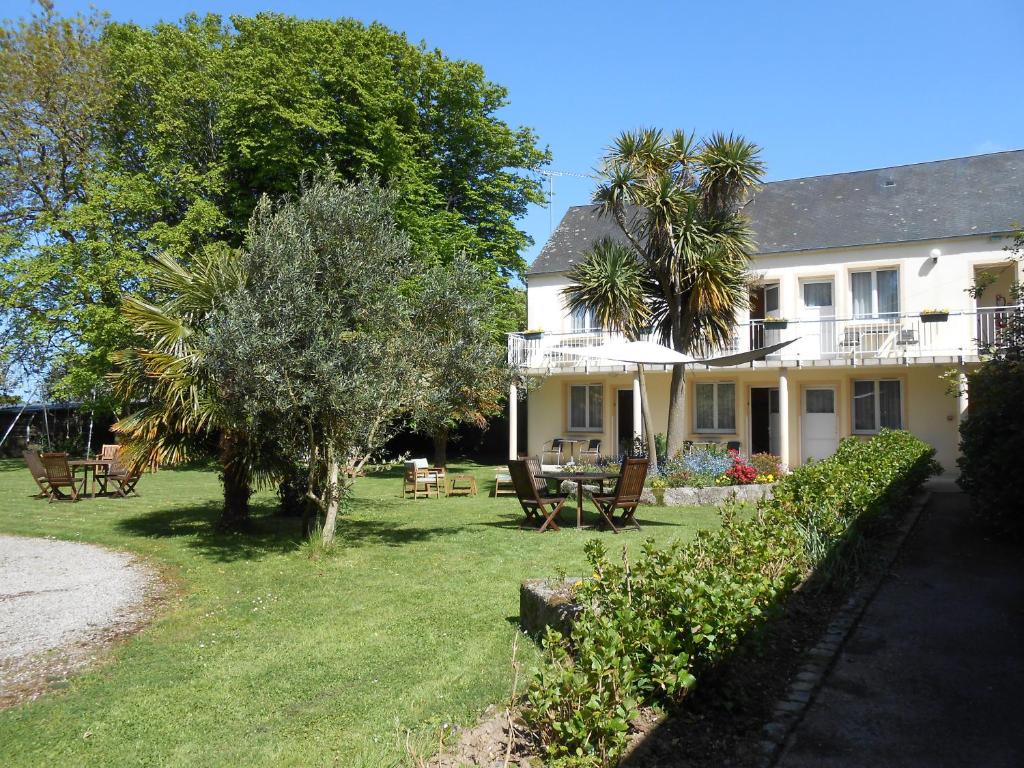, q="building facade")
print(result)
[508,150,1024,472]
